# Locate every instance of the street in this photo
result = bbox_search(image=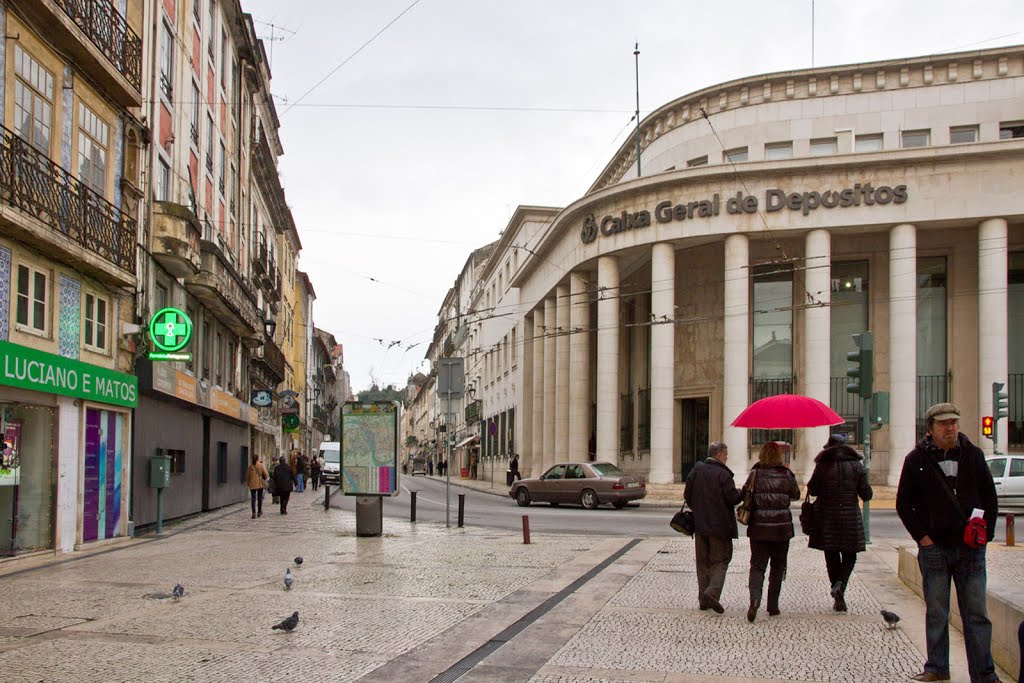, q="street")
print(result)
[324,476,939,542]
